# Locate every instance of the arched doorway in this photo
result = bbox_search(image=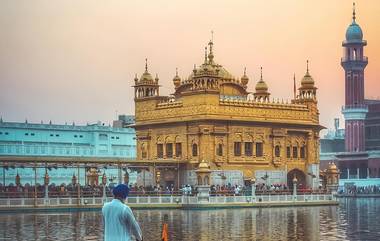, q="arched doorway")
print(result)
[287,169,306,190]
